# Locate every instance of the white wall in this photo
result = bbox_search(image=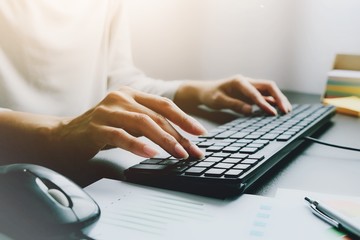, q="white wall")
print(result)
[127,0,360,94]
[286,0,360,93]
